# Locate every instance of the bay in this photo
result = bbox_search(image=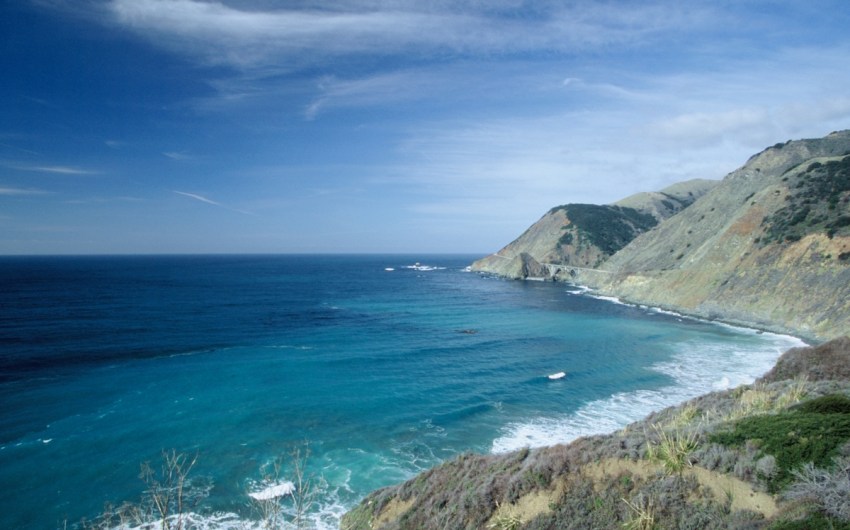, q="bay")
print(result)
[0,255,802,529]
